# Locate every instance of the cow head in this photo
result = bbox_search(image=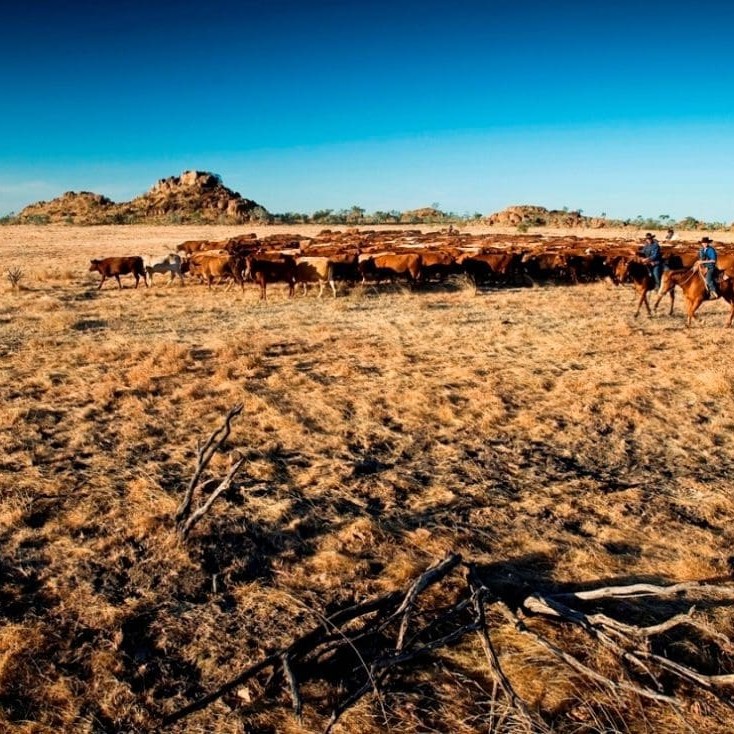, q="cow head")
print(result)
[89,259,100,272]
